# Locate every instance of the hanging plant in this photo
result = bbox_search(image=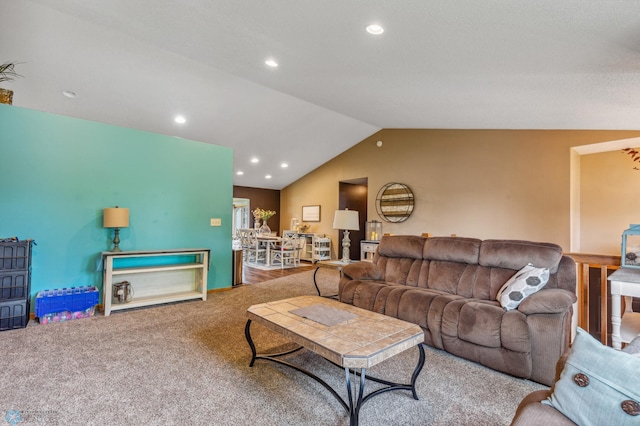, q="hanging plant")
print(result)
[622,148,640,171]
